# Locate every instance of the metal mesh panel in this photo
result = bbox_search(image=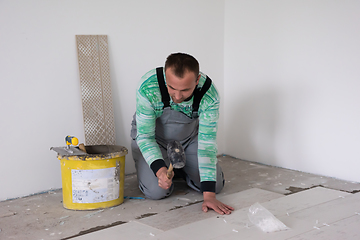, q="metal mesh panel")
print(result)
[76,35,116,145]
